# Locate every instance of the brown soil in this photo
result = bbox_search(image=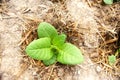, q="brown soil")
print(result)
[0,0,120,80]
